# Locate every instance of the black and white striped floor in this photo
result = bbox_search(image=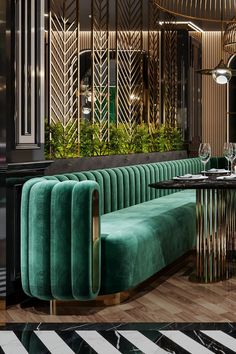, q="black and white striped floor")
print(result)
[0,267,6,298]
[1,325,236,353]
